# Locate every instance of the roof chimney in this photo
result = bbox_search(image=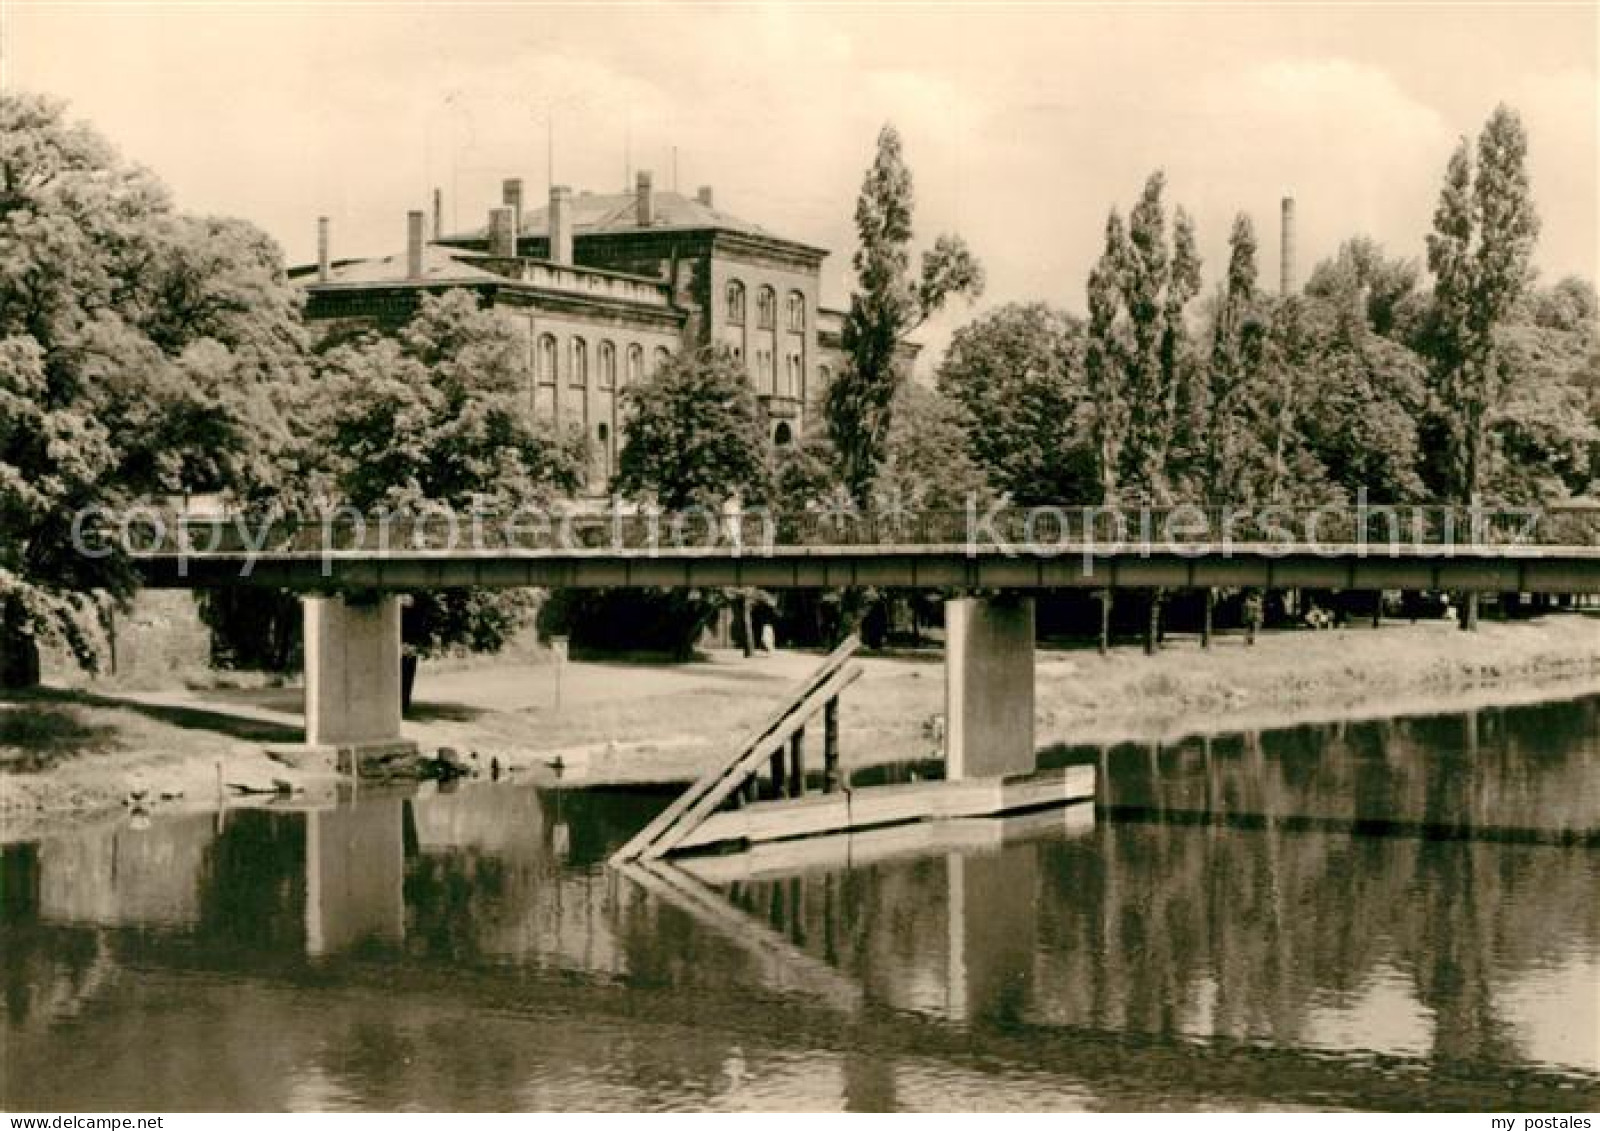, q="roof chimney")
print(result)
[317,216,330,283]
[636,170,654,227]
[502,177,523,244]
[549,185,573,266]
[488,206,517,258]
[1280,196,1297,297]
[696,185,714,208]
[406,210,424,279]
[432,188,443,240]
